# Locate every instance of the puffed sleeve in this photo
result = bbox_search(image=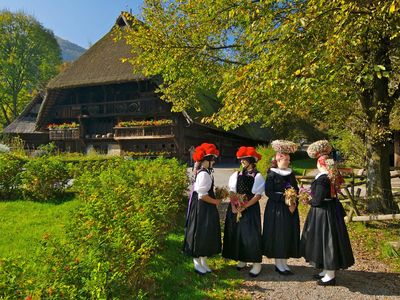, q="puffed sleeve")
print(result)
[228,171,238,193]
[252,173,265,195]
[194,171,212,198]
[310,177,330,207]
